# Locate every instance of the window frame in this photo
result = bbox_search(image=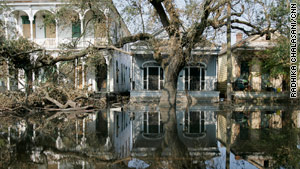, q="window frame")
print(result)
[184,65,206,91]
[184,111,205,134]
[143,112,163,134]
